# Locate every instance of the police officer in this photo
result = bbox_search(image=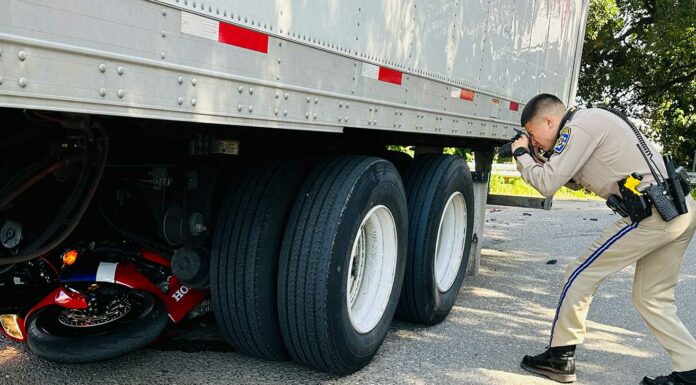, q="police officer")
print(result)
[511,94,696,384]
